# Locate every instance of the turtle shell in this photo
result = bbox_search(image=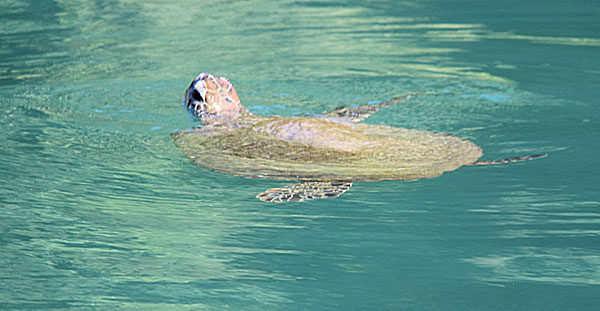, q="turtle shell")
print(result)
[171,122,482,182]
